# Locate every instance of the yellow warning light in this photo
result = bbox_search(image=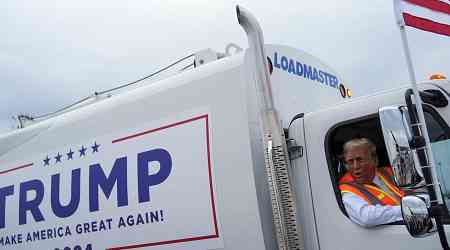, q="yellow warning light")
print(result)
[346,88,352,98]
[430,74,447,80]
